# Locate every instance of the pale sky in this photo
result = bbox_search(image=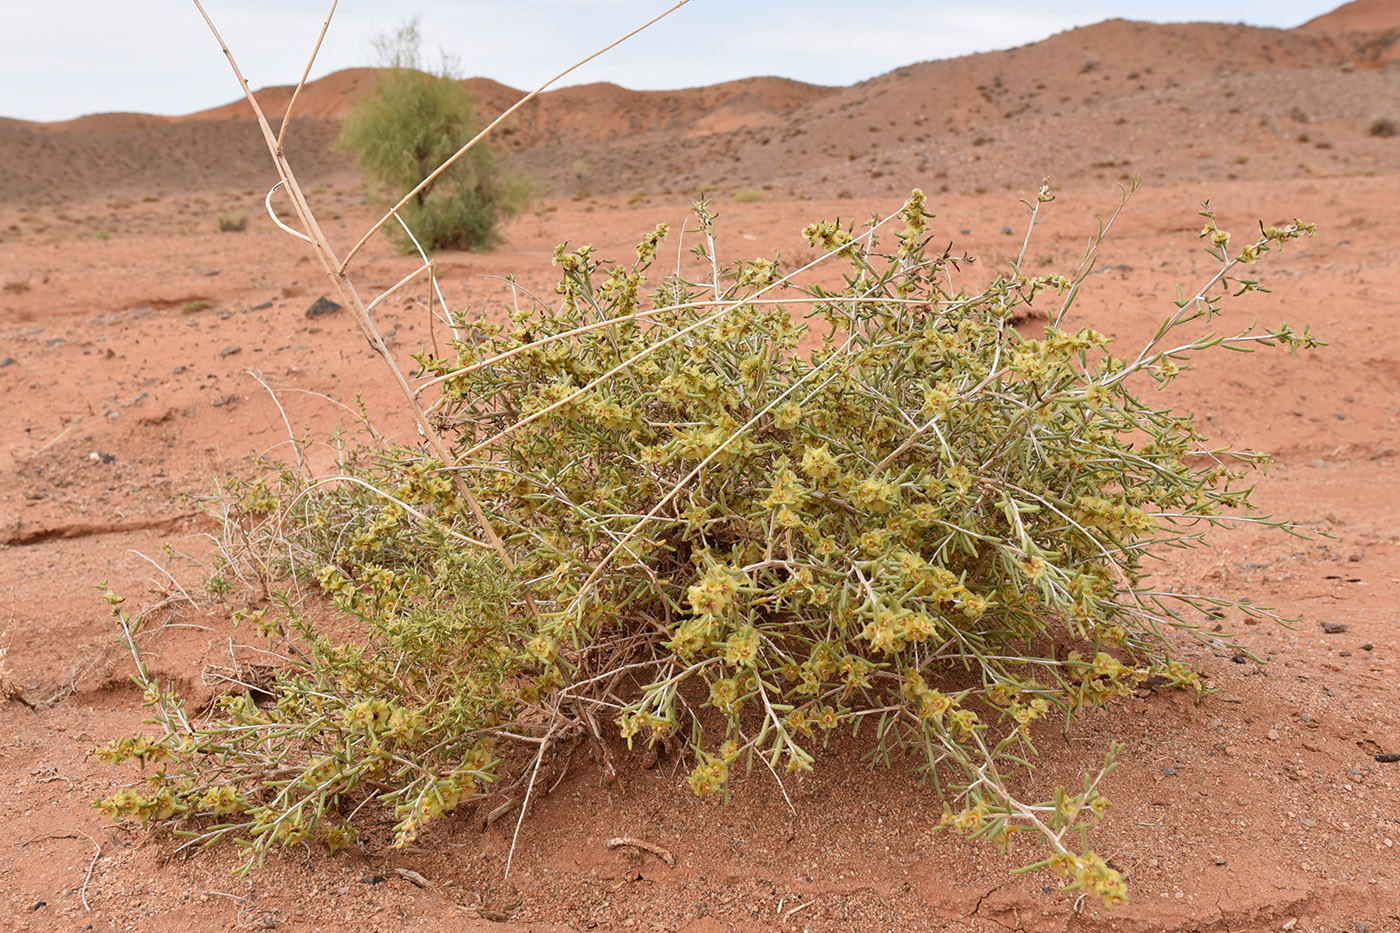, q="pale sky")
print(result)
[1,1,1345,123]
